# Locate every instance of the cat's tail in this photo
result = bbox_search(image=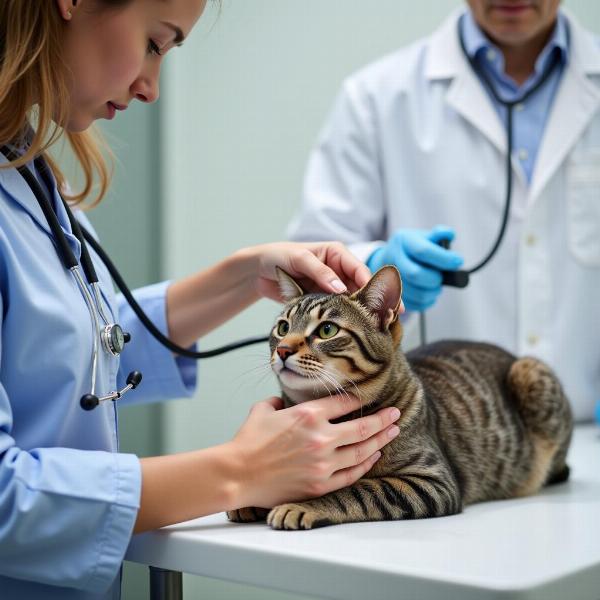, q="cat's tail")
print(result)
[507,357,573,487]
